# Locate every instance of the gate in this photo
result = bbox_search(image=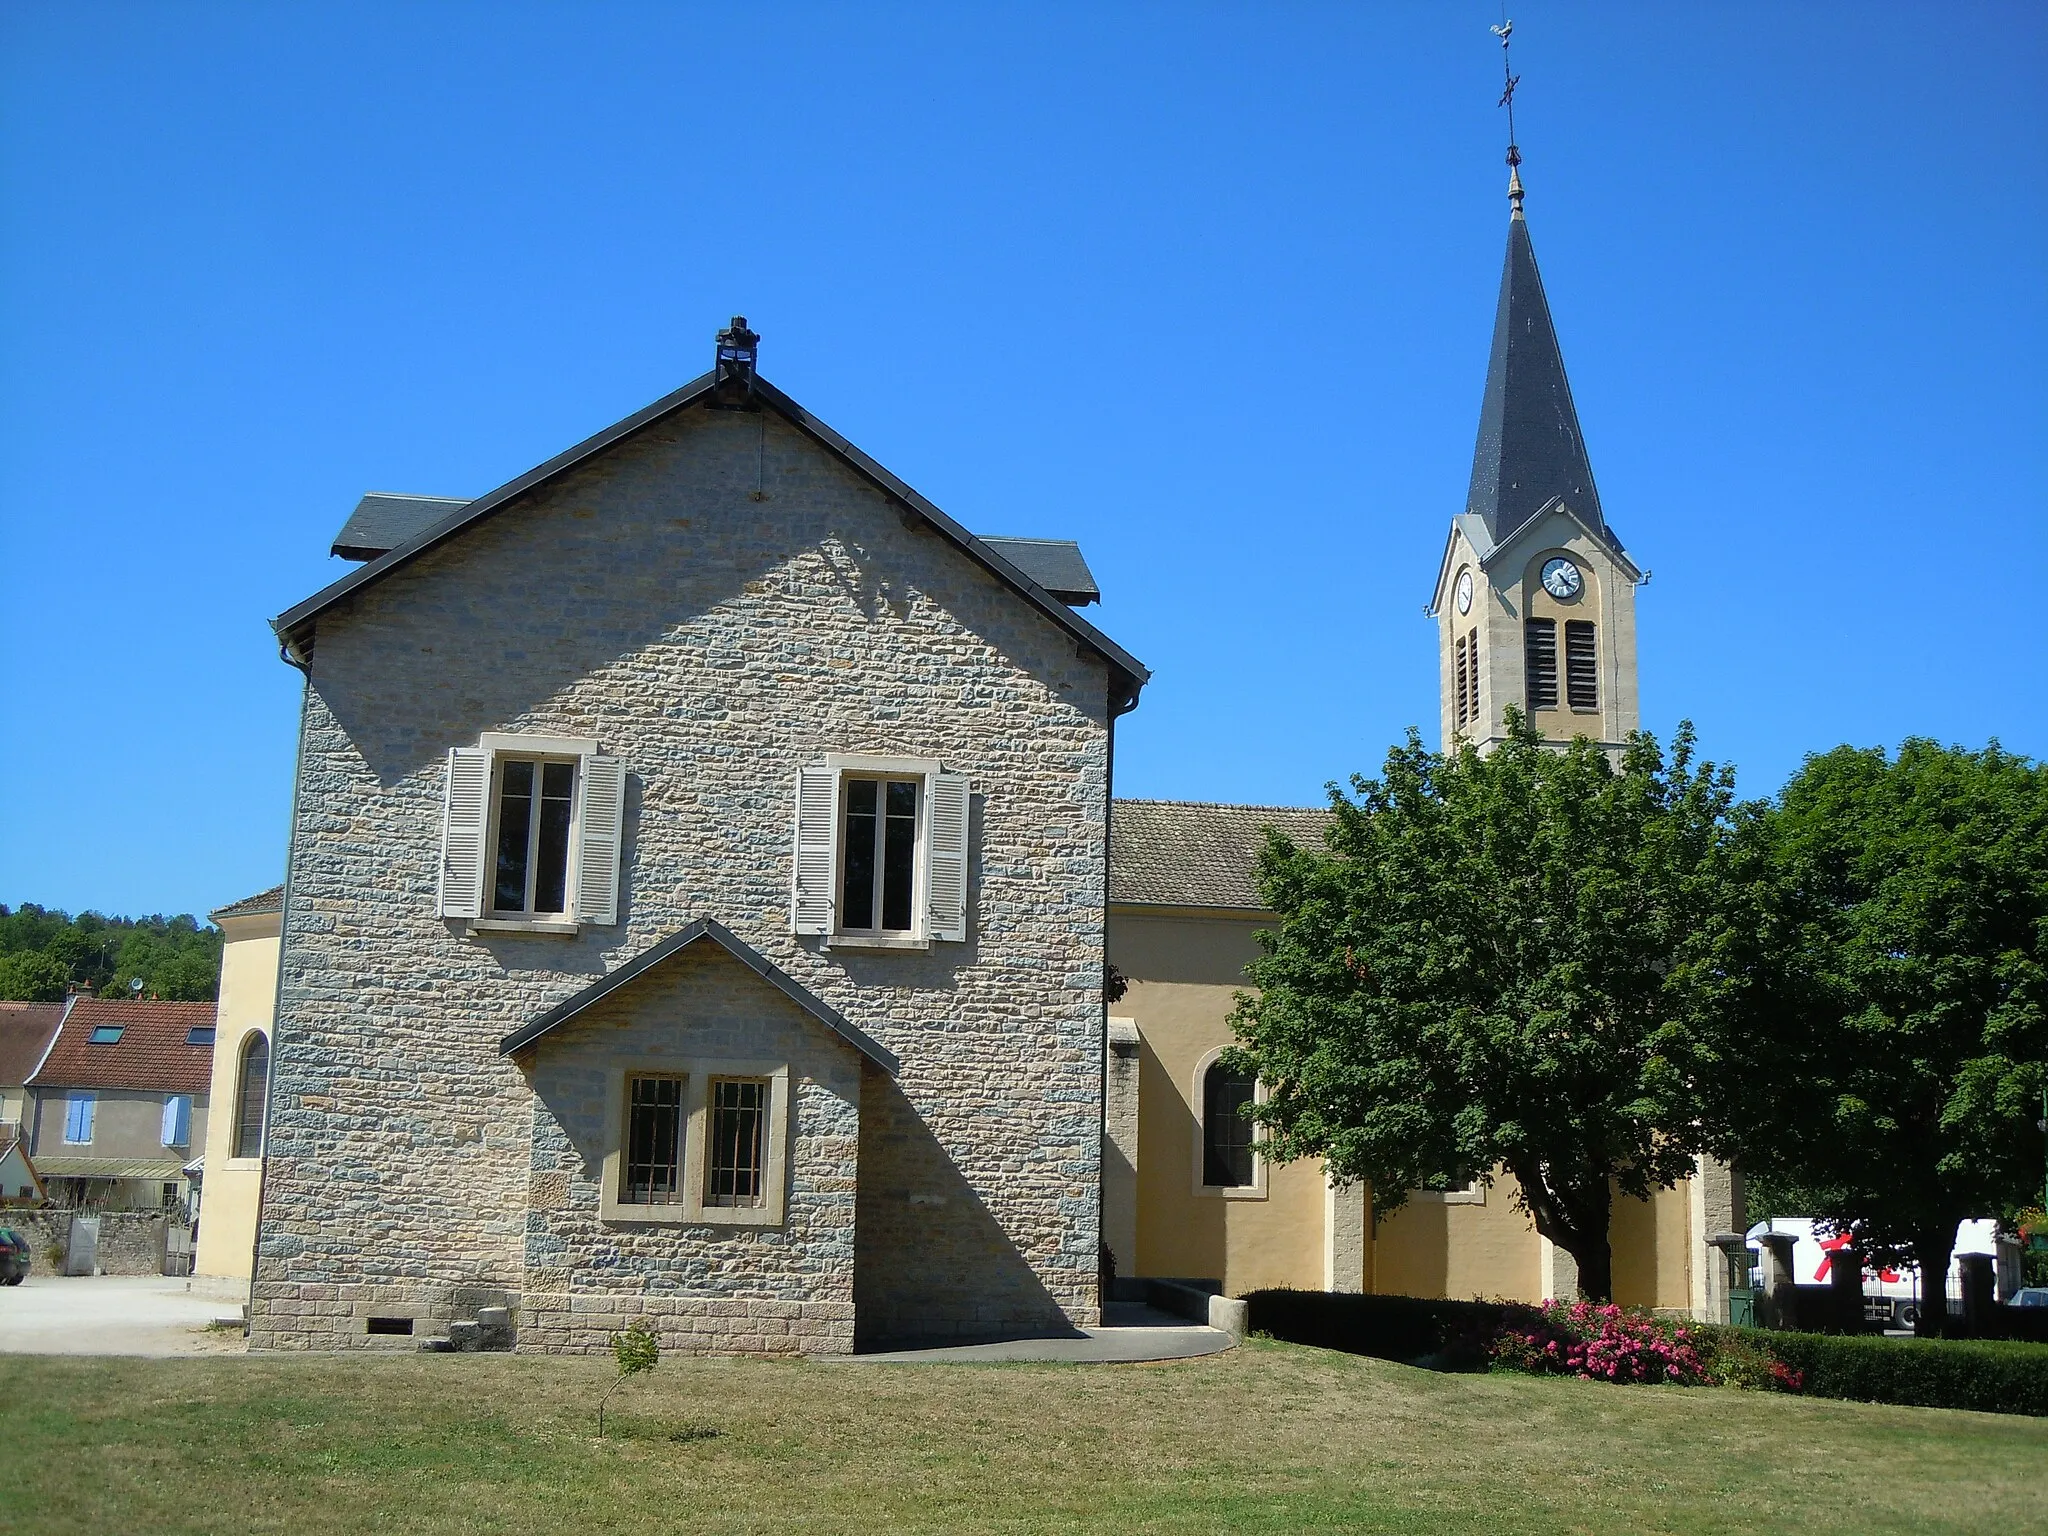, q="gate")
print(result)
[163,1217,194,1277]
[64,1214,99,1276]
